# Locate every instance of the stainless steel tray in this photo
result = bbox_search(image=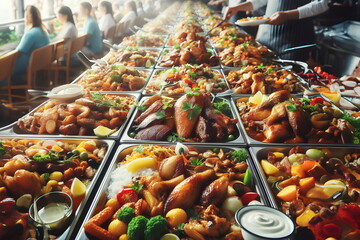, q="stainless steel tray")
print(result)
[222,67,308,98]
[72,67,154,94]
[0,137,115,240]
[121,95,246,146]
[72,144,270,240]
[231,95,360,147]
[101,47,162,69]
[142,67,230,96]
[155,47,221,69]
[0,93,140,140]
